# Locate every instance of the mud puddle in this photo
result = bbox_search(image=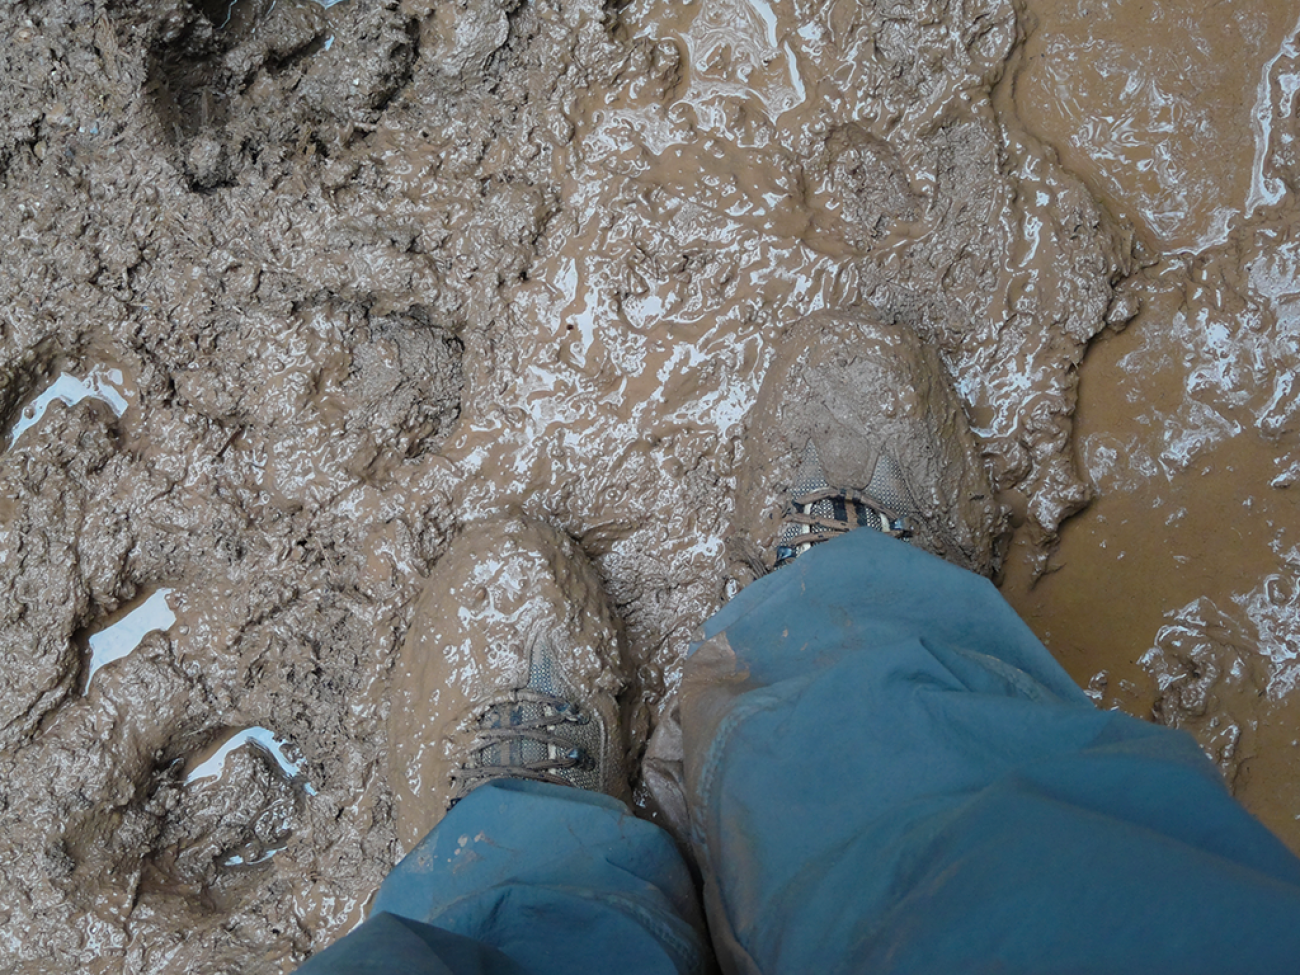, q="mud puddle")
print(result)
[999,0,1300,848]
[0,0,1273,969]
[83,585,177,687]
